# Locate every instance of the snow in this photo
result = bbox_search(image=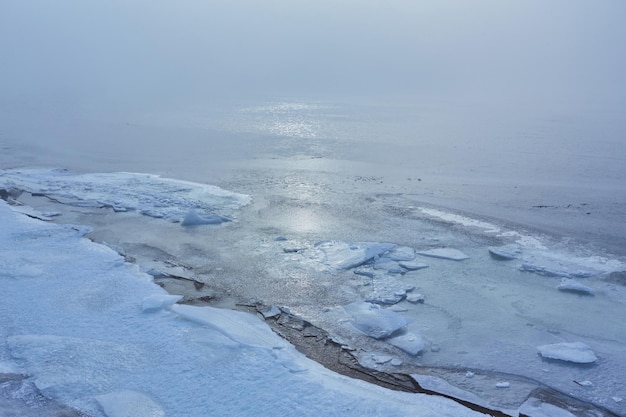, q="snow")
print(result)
[0,169,250,223]
[0,201,487,417]
[536,342,598,364]
[416,248,469,261]
[141,294,183,312]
